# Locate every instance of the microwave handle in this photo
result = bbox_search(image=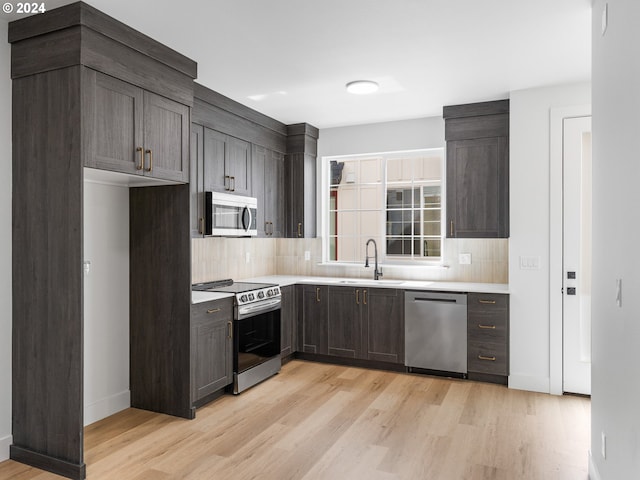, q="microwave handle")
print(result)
[242,205,252,232]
